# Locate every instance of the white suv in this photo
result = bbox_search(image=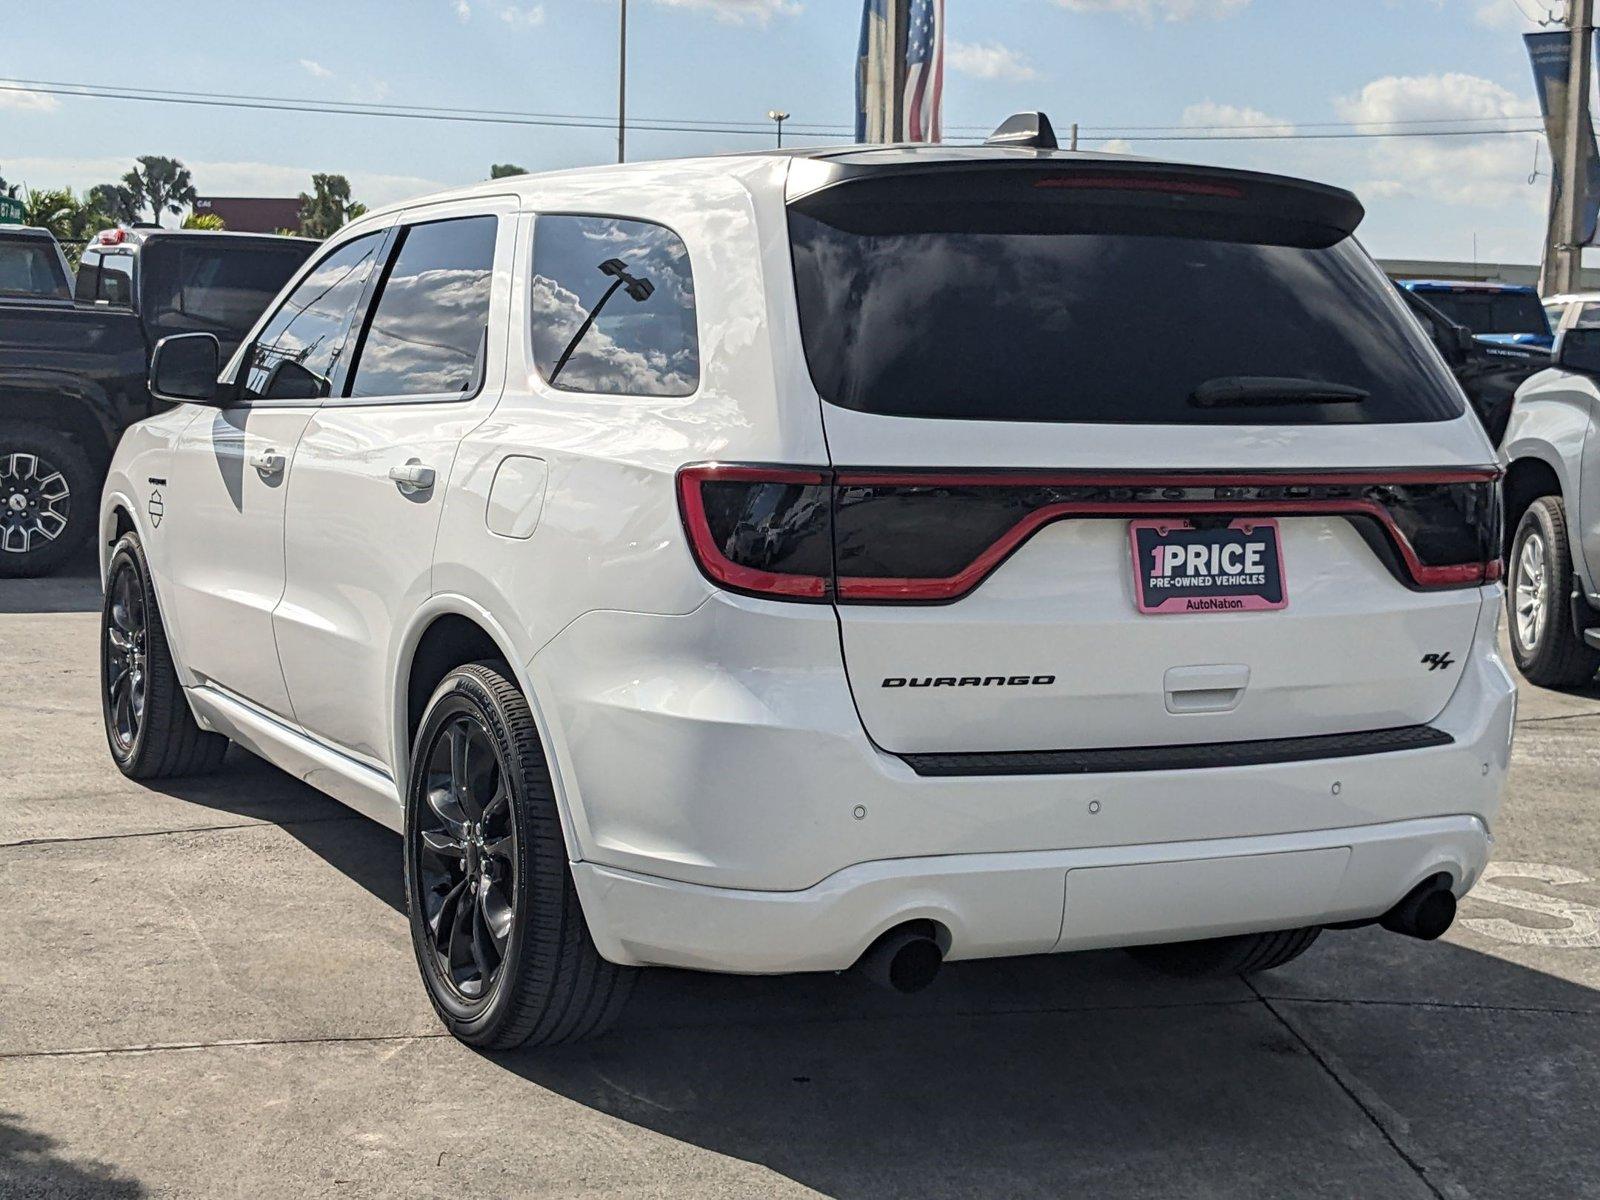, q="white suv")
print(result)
[99,136,1515,1048]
